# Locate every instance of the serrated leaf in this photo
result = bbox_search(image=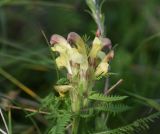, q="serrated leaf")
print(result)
[89,93,128,102]
[49,112,71,134]
[92,112,160,134]
[94,103,131,114]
